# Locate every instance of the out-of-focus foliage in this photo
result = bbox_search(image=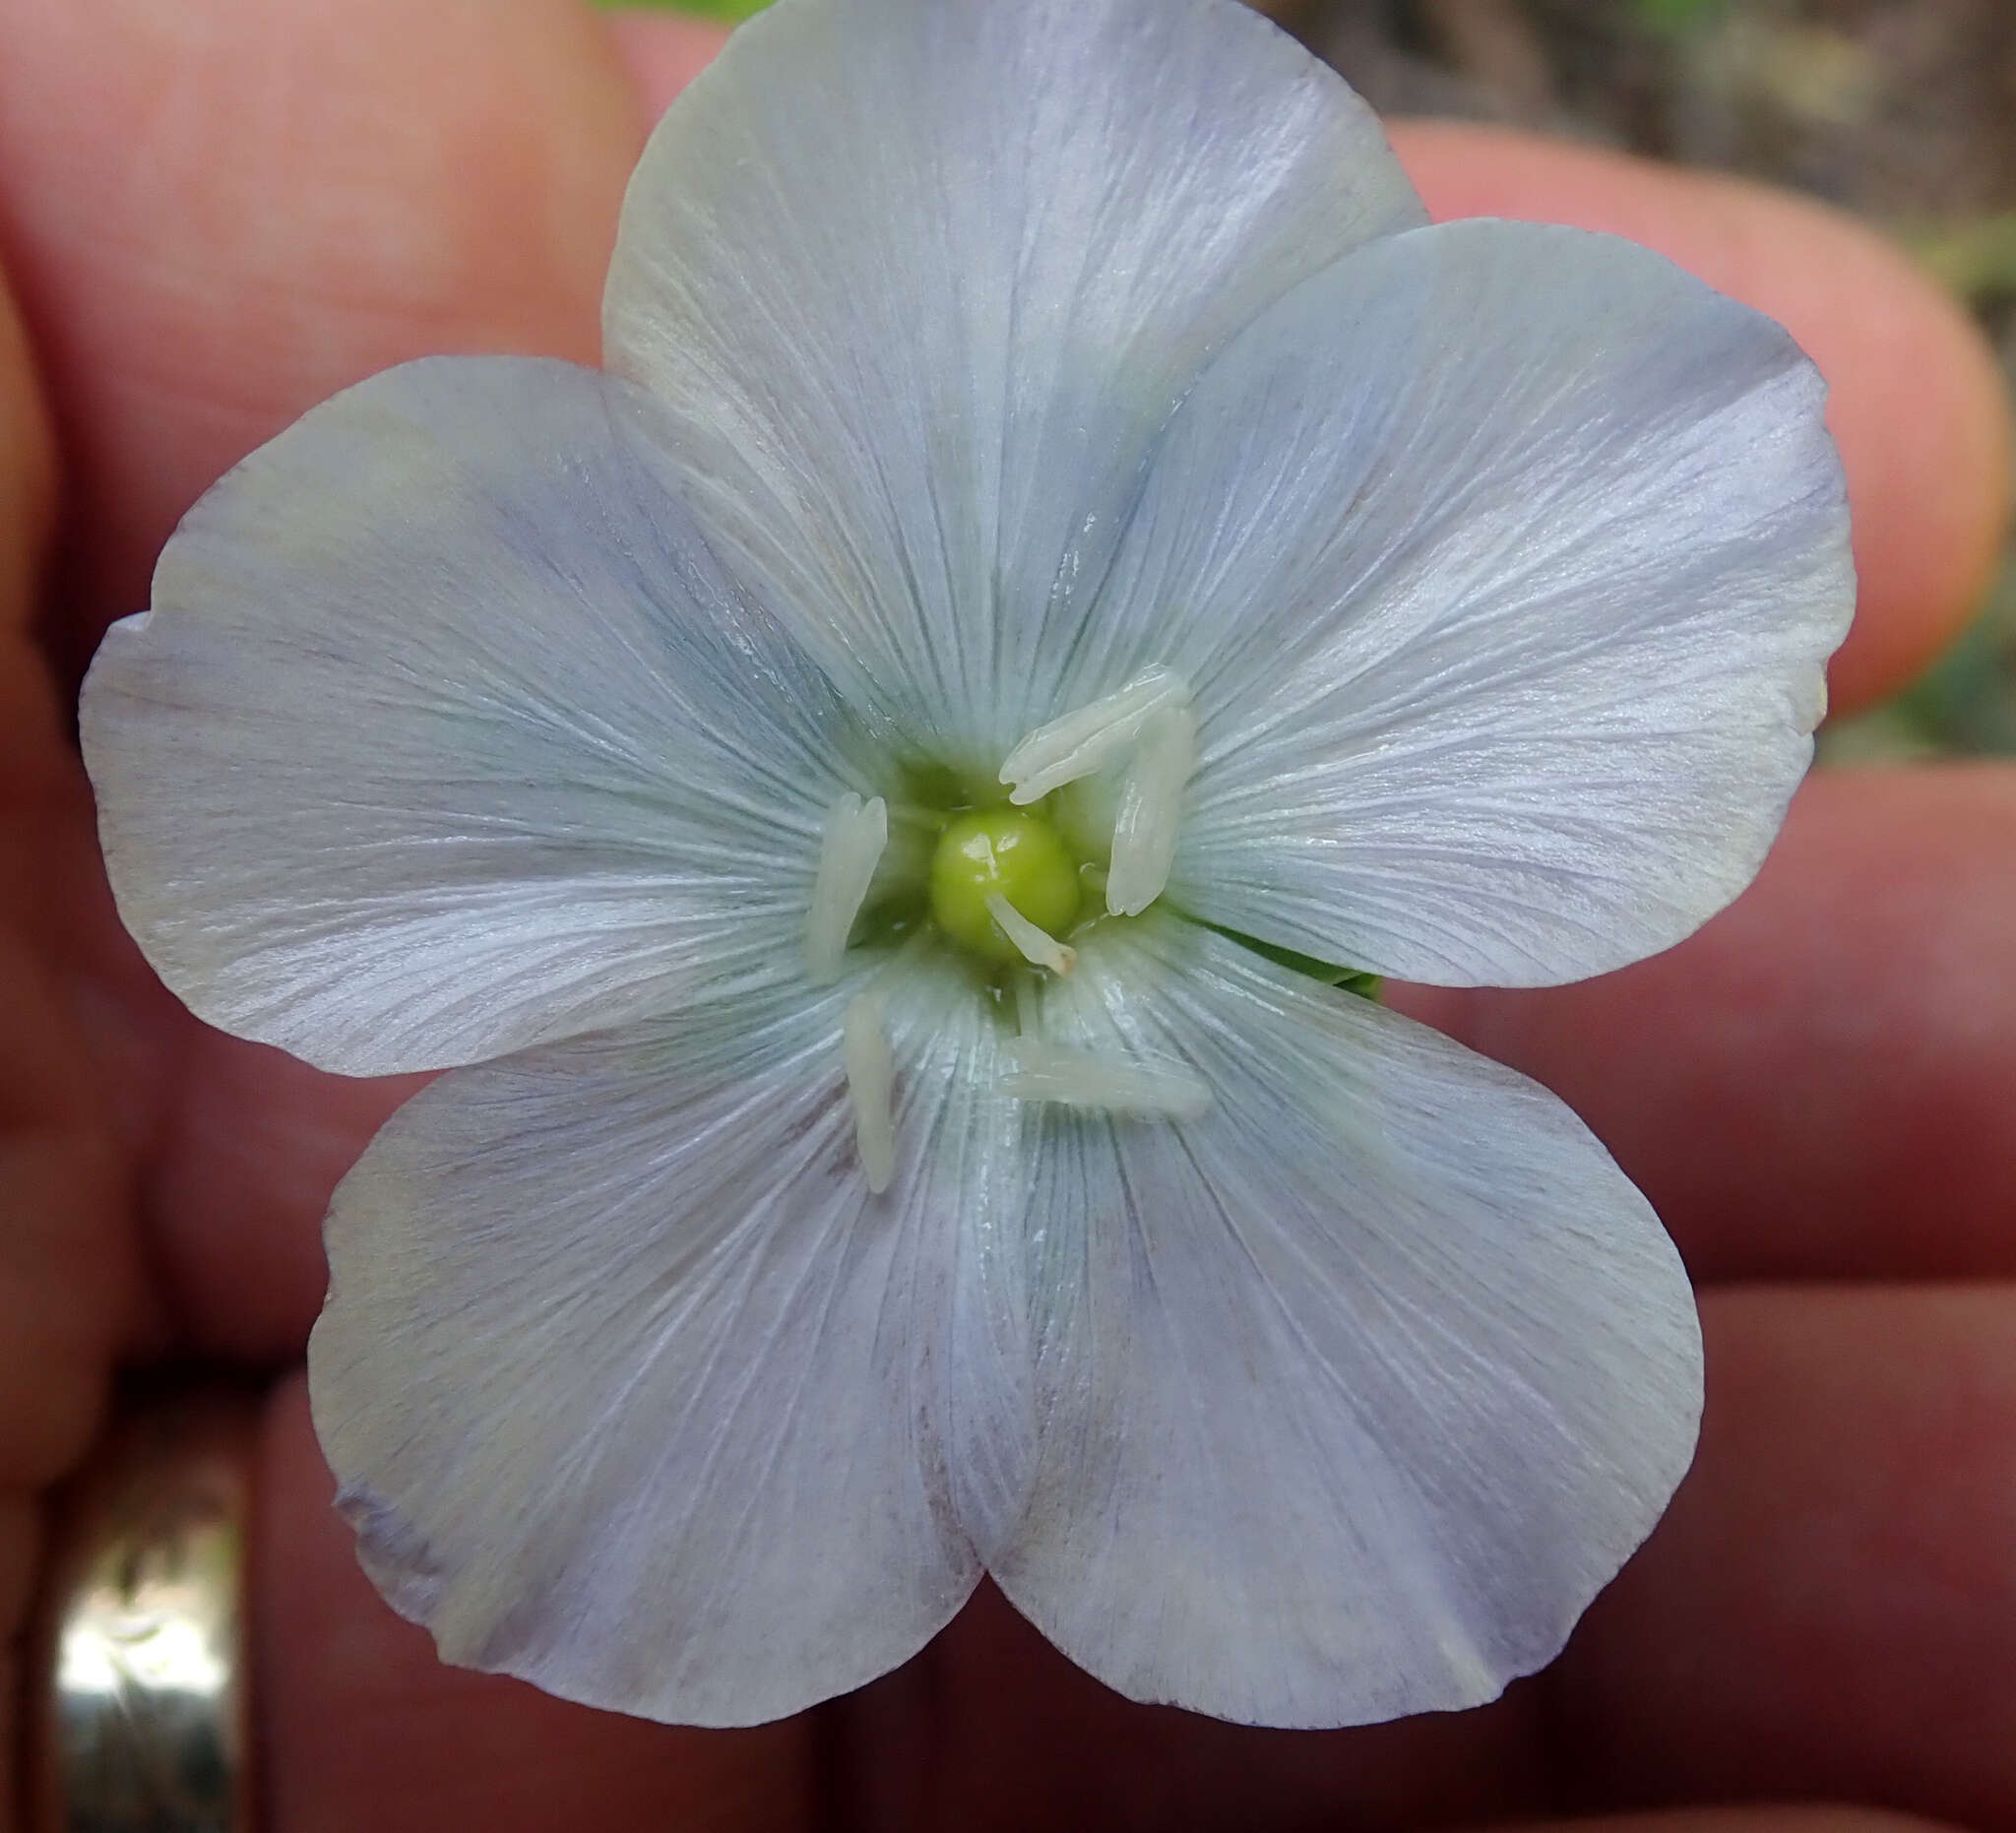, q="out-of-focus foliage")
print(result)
[1630,0,1732,39]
